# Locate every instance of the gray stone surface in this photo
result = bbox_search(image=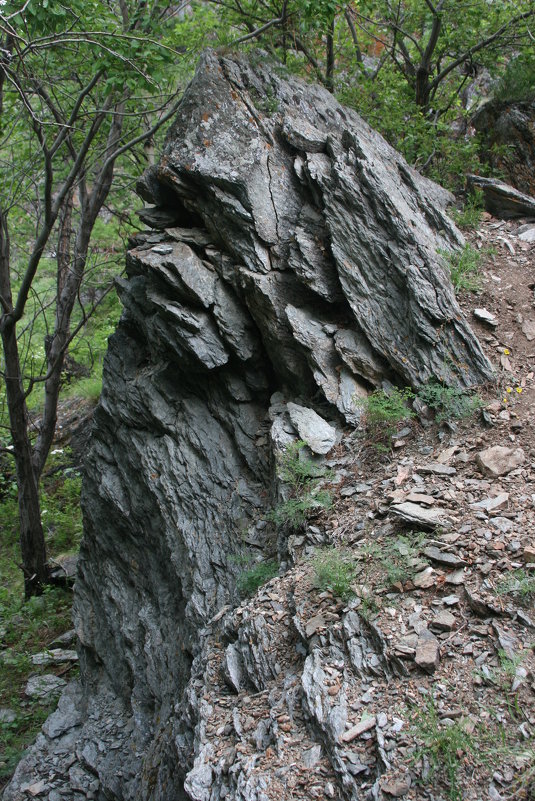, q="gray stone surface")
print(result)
[476,445,525,477]
[467,174,535,219]
[390,501,454,529]
[286,403,337,455]
[415,630,440,673]
[25,674,67,700]
[3,50,493,801]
